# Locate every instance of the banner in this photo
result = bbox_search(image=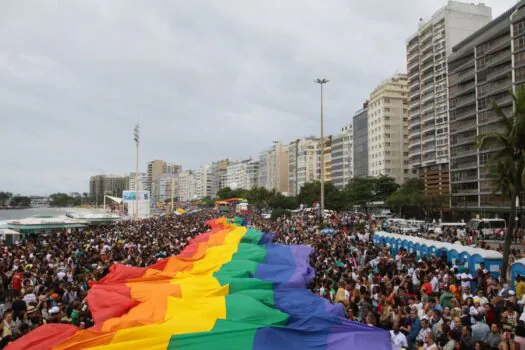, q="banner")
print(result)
[122,190,150,218]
